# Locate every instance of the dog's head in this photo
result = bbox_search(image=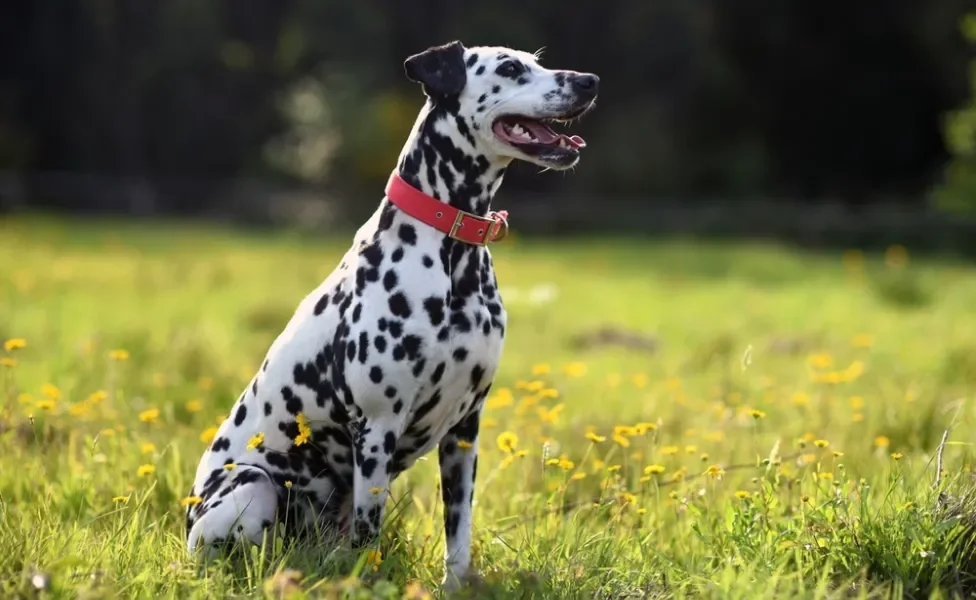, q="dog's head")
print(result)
[404,41,599,171]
